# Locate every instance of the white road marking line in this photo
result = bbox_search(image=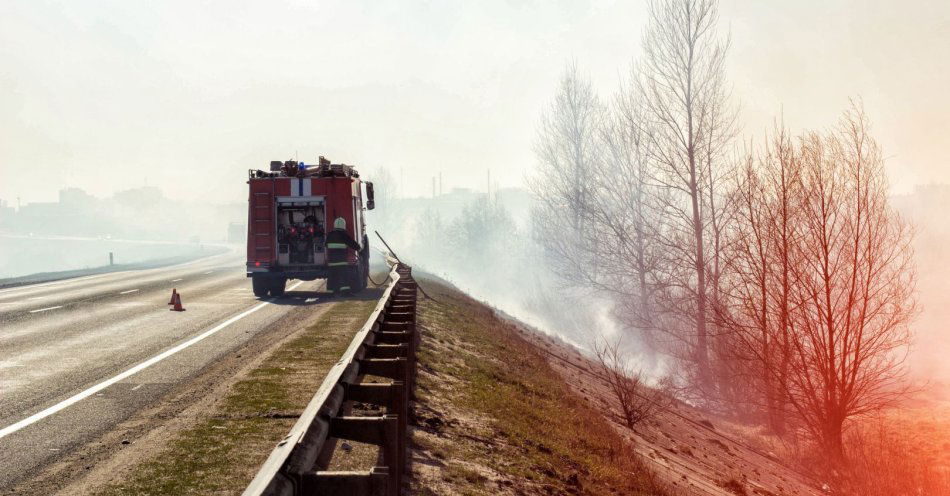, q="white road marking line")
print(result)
[119,289,139,294]
[203,271,213,275]
[0,280,305,440]
[171,278,183,282]
[29,306,63,314]
[27,296,46,300]
[131,384,143,391]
